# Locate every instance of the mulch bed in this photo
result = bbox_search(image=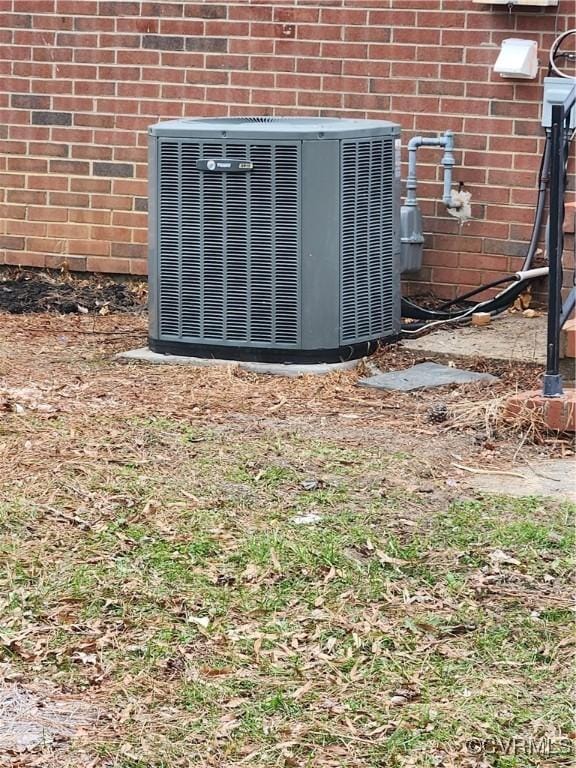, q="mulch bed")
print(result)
[0,270,146,315]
